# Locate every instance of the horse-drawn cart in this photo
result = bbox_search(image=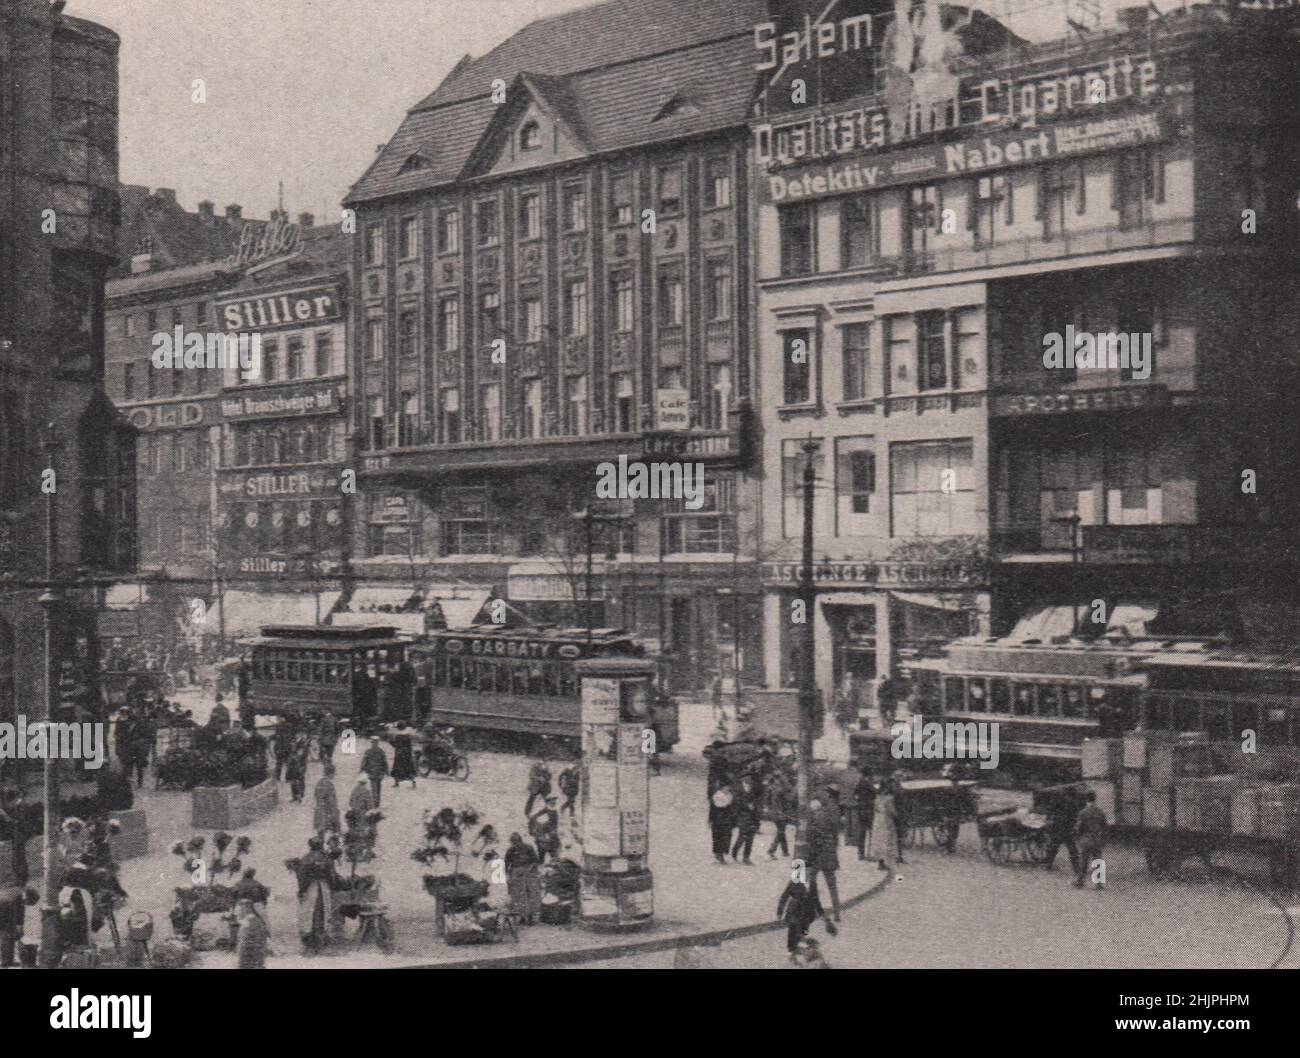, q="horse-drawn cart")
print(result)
[976,807,1051,865]
[898,779,979,849]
